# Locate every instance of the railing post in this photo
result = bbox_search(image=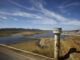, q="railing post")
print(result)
[53,28,62,60]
